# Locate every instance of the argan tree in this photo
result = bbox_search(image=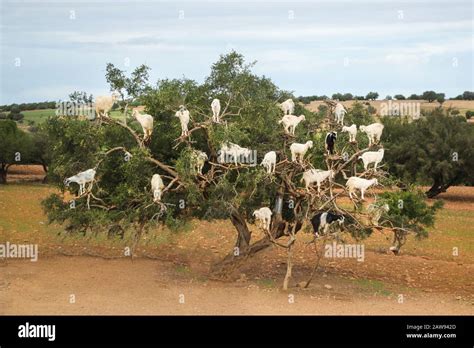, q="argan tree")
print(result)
[42,52,442,288]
